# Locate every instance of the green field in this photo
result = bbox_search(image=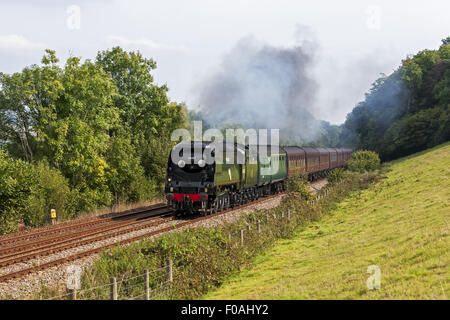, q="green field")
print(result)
[205,143,450,299]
